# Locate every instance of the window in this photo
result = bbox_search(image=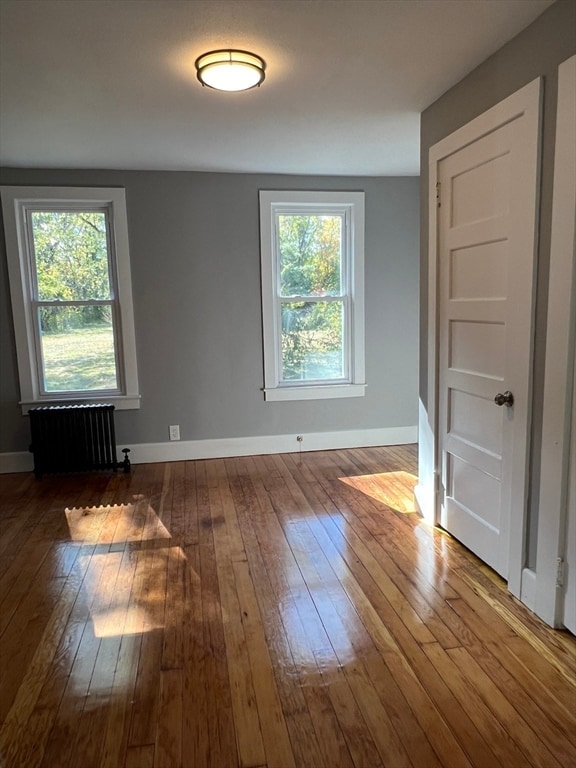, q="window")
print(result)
[260,190,365,401]
[1,187,140,412]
